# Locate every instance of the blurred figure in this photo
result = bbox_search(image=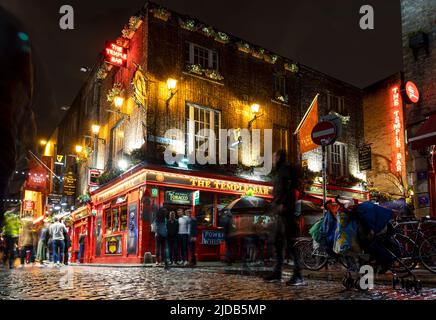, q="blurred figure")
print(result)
[35,222,49,265]
[62,220,71,265]
[264,150,304,286]
[19,219,36,267]
[1,207,21,269]
[153,207,168,268]
[77,229,87,264]
[166,211,178,265]
[187,210,198,267]
[178,209,190,265]
[222,210,234,265]
[49,216,67,266]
